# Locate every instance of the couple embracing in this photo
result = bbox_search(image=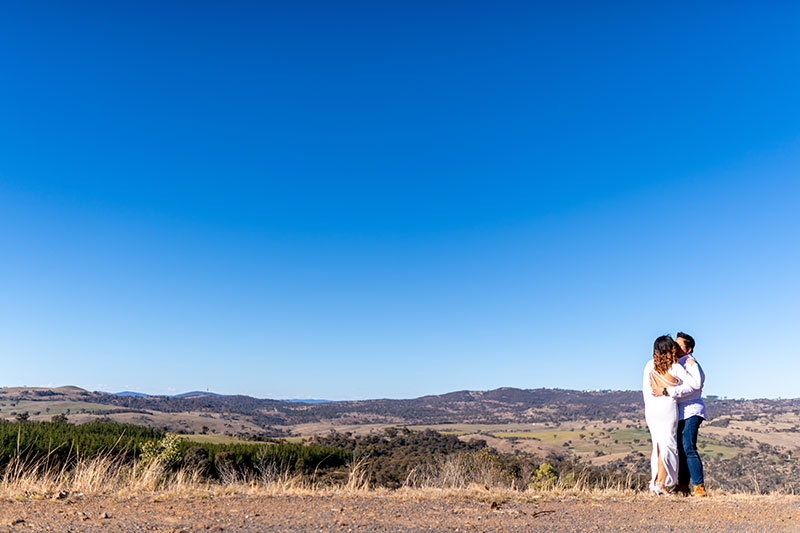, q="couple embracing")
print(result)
[642,332,707,497]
